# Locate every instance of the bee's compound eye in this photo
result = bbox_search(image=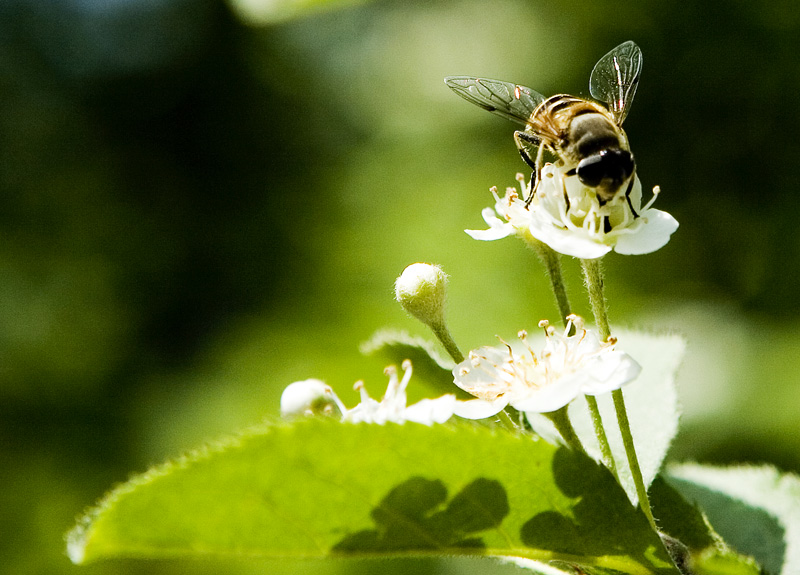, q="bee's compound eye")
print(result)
[608,149,634,179]
[577,150,634,187]
[576,155,605,187]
